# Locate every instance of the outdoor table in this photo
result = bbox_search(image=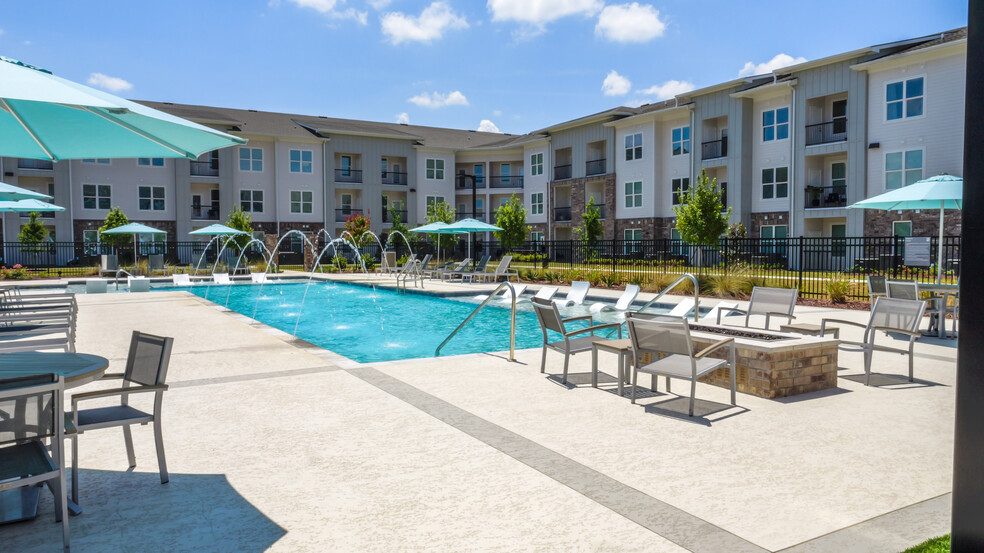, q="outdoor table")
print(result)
[0,352,110,523]
[919,283,959,339]
[591,339,633,396]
